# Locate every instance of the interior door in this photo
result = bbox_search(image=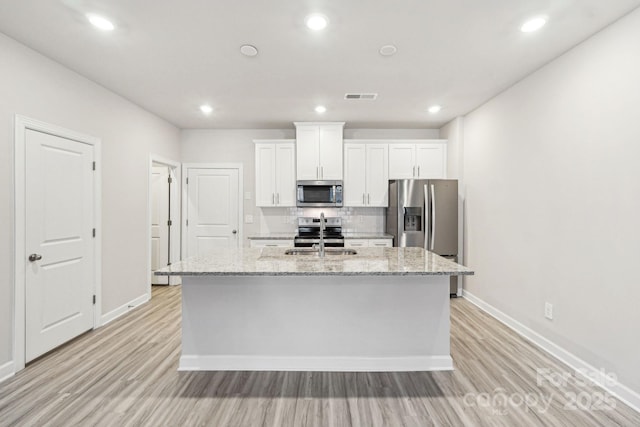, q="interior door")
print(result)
[186,168,240,257]
[151,165,169,285]
[25,129,95,362]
